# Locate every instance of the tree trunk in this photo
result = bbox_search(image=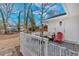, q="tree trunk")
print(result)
[24,3,28,32]
[0,8,7,34]
[18,10,21,32]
